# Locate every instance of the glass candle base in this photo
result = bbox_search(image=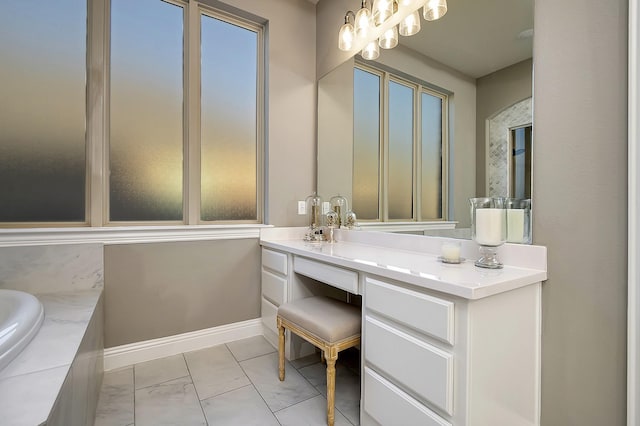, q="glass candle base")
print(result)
[474,245,503,269]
